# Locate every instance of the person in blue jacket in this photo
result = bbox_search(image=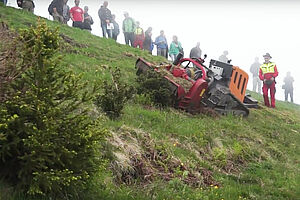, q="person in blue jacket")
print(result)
[155,30,168,58]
